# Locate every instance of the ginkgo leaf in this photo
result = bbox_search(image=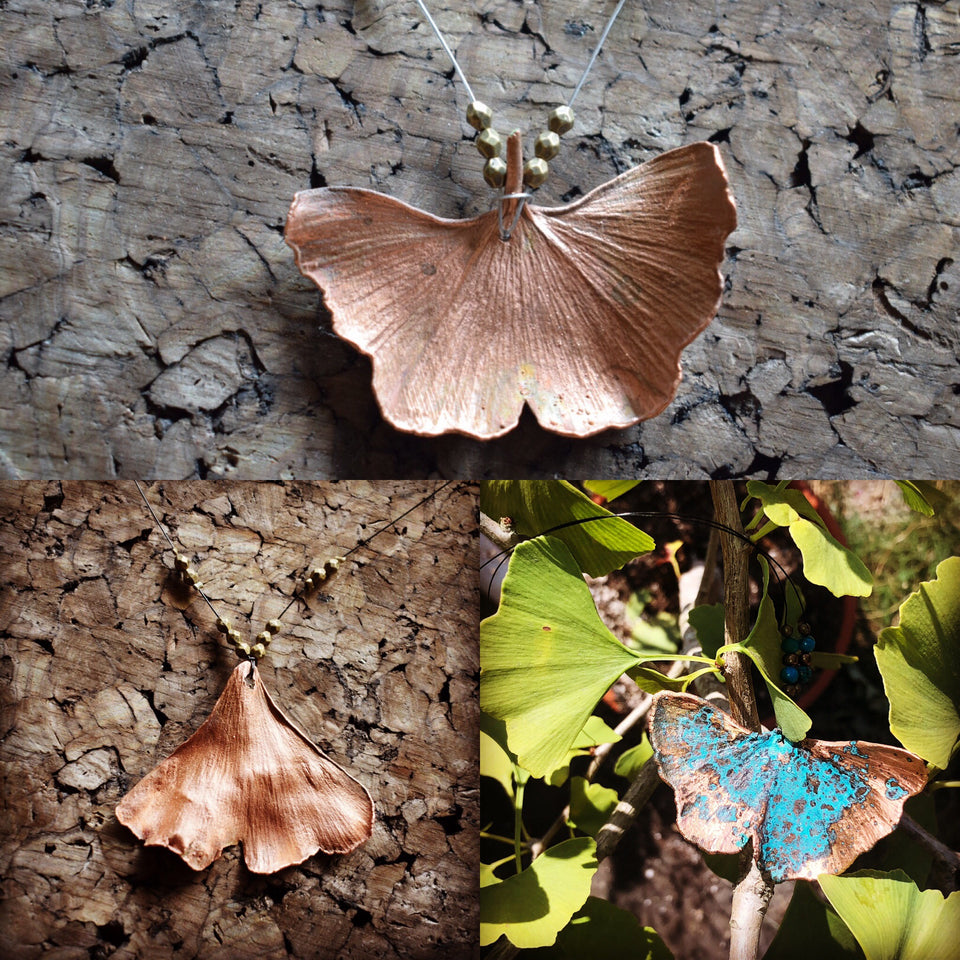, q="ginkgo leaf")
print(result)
[116,662,373,874]
[648,693,927,883]
[480,837,598,948]
[286,135,736,439]
[480,536,642,777]
[875,555,960,769]
[481,479,654,577]
[820,870,960,960]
